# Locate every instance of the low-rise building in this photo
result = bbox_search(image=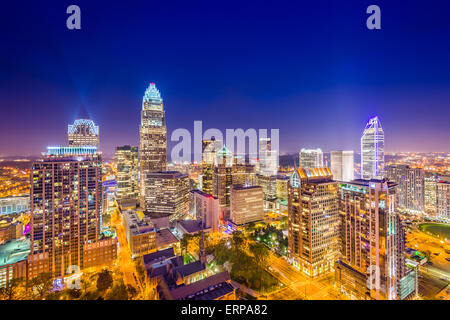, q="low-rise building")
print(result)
[122,210,156,258]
